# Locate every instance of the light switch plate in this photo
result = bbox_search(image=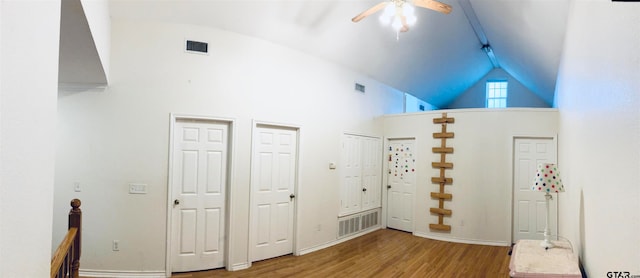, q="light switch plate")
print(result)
[129,183,147,194]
